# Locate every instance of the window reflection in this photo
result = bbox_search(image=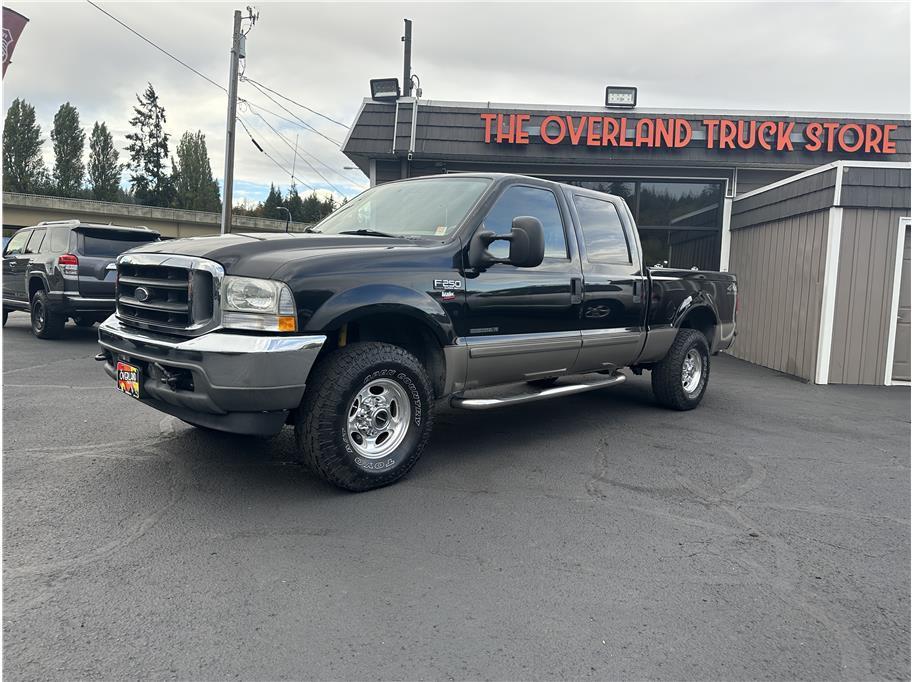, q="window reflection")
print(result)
[553,178,723,270]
